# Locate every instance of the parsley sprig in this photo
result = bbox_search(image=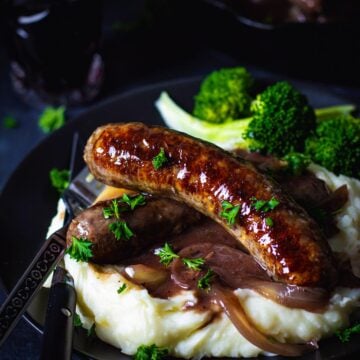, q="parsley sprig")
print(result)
[65,236,93,262]
[49,168,70,193]
[155,243,179,266]
[220,201,240,226]
[122,193,146,210]
[87,323,96,338]
[197,269,215,291]
[117,283,127,294]
[182,257,205,271]
[134,344,168,360]
[73,313,83,327]
[103,196,139,241]
[336,323,360,343]
[103,199,121,219]
[38,106,66,133]
[251,197,279,212]
[109,221,134,241]
[152,148,168,170]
